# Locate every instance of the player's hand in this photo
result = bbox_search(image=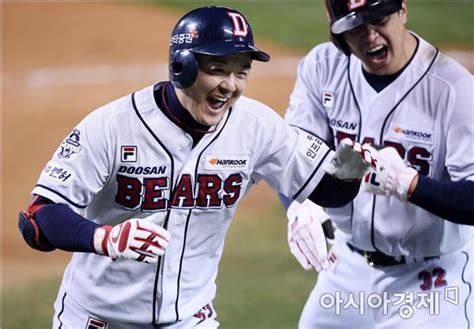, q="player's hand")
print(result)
[93,214,170,264]
[323,138,378,181]
[287,199,335,272]
[362,146,418,201]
